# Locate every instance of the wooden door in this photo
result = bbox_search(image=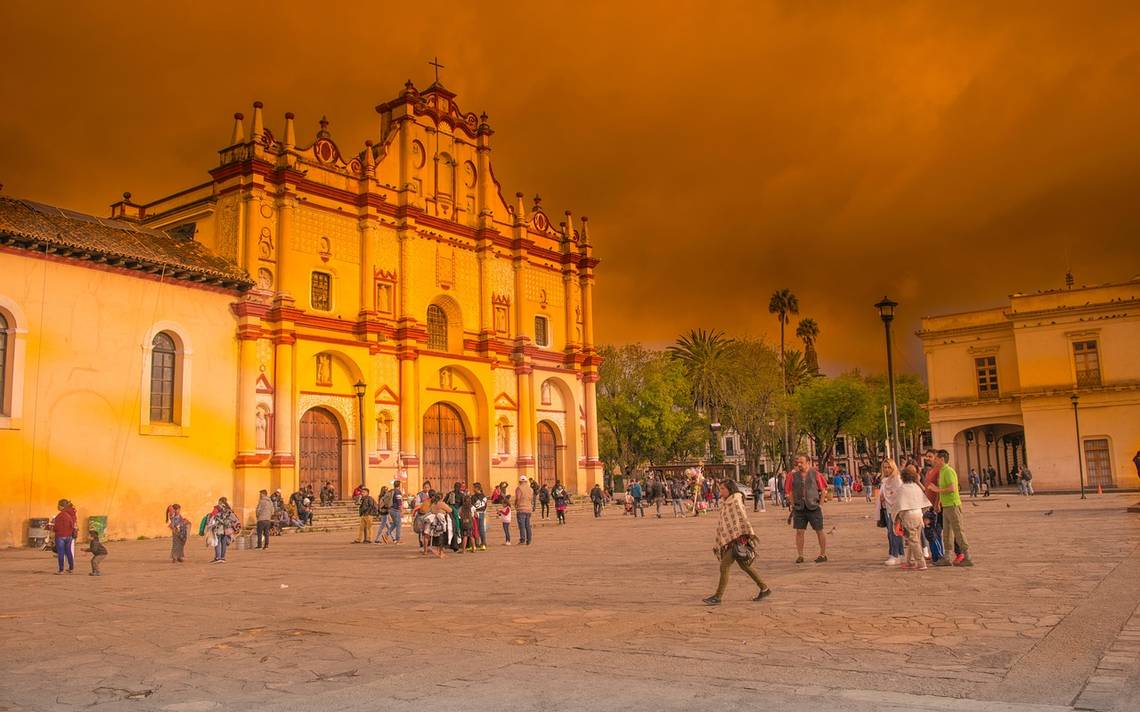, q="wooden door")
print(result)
[423,403,468,486]
[300,408,341,493]
[1084,438,1114,488]
[538,421,558,488]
